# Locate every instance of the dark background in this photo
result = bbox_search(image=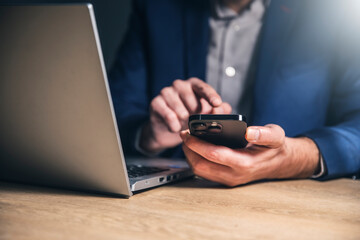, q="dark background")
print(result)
[0,0,132,72]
